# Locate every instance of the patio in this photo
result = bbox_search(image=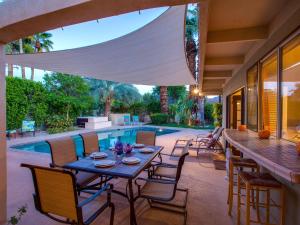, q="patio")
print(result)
[7,128,232,225]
